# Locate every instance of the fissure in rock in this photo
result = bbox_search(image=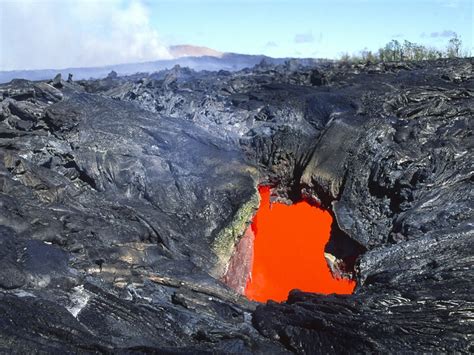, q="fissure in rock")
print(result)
[224,186,356,302]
